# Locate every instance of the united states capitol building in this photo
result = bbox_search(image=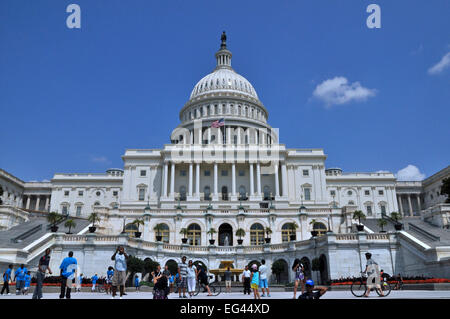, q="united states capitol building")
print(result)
[1,34,449,283]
